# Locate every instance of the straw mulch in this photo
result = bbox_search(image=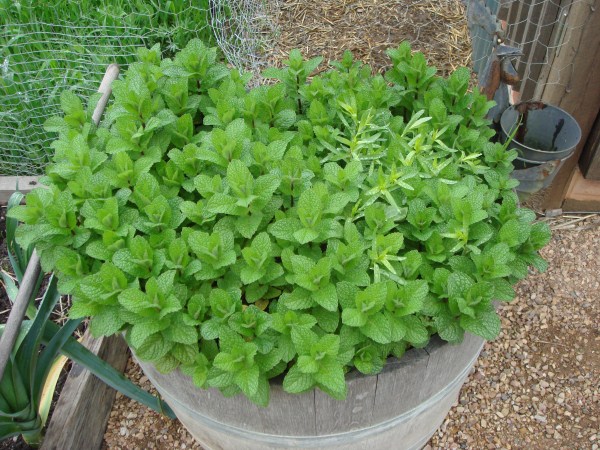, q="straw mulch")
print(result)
[269,0,472,76]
